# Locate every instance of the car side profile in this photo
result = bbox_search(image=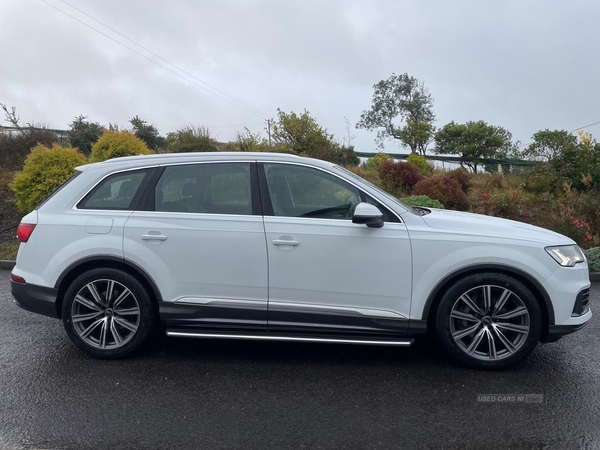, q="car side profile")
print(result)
[10,152,591,369]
